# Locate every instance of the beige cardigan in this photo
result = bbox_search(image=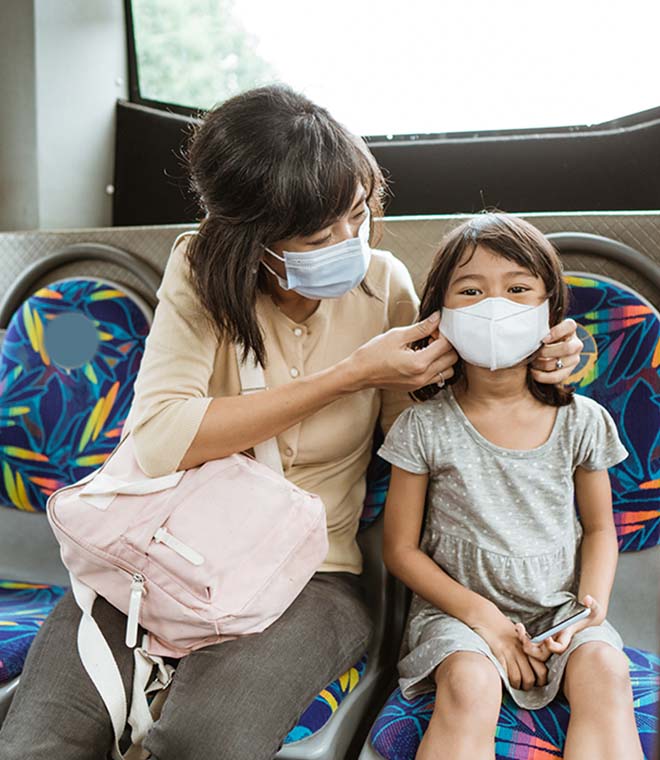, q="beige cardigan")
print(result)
[123,233,419,574]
